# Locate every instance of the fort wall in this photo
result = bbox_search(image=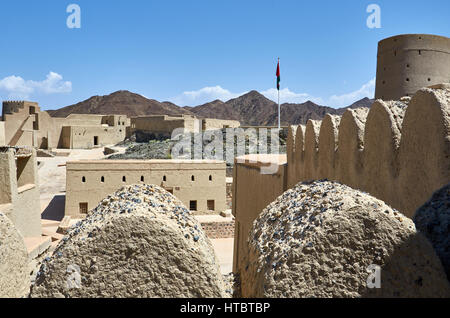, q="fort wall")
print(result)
[286,84,450,218]
[233,84,450,276]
